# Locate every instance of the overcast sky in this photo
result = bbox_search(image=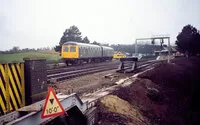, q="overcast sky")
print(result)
[0,0,200,50]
